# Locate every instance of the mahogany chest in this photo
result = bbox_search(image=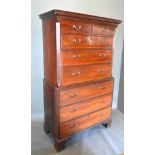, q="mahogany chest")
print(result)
[39,10,121,151]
